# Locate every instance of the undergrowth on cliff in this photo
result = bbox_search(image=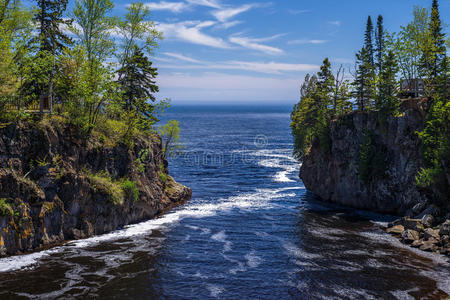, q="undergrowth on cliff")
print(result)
[86,170,141,205]
[158,163,168,183]
[359,130,387,183]
[122,180,140,202]
[0,198,15,216]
